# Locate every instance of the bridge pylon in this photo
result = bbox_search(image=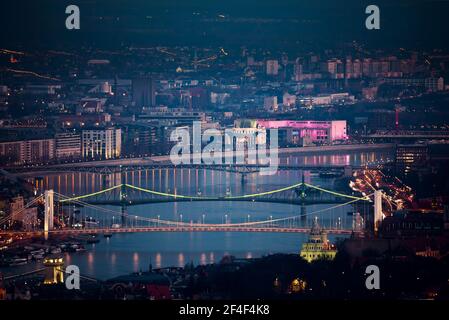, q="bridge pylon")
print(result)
[297,175,307,224]
[44,190,54,238]
[120,167,127,226]
[373,190,383,234]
